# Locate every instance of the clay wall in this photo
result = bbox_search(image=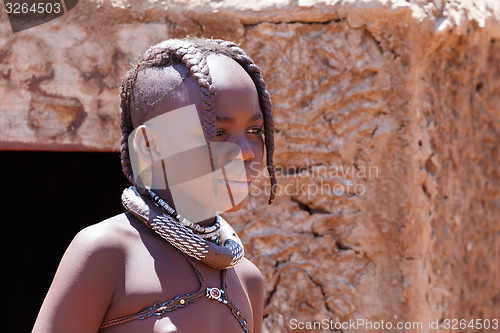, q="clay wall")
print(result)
[1,1,499,332]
